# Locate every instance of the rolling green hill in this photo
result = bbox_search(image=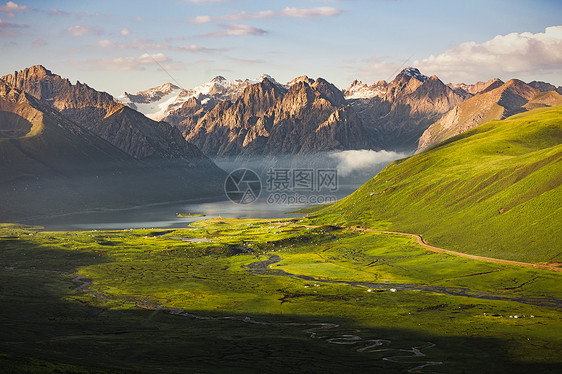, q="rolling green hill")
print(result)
[313,106,562,263]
